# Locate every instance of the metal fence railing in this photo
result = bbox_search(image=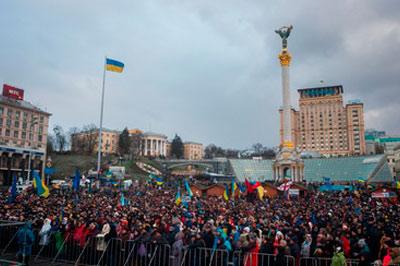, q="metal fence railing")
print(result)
[233,251,296,266]
[299,256,360,266]
[180,247,229,266]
